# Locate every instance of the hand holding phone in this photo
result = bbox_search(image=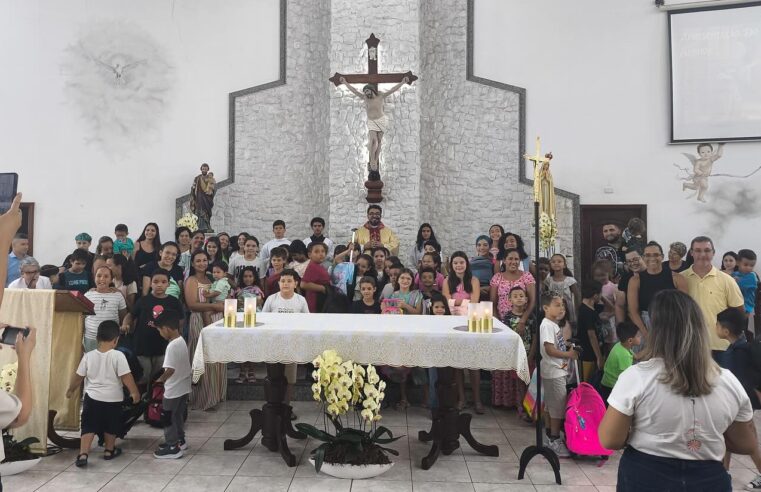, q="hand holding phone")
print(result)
[1,326,29,346]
